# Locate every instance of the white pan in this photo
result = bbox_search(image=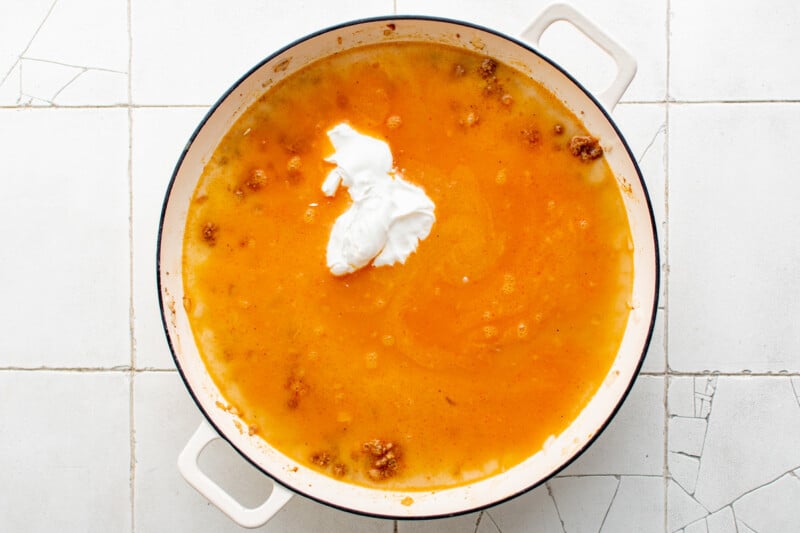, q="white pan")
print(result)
[158,4,659,527]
